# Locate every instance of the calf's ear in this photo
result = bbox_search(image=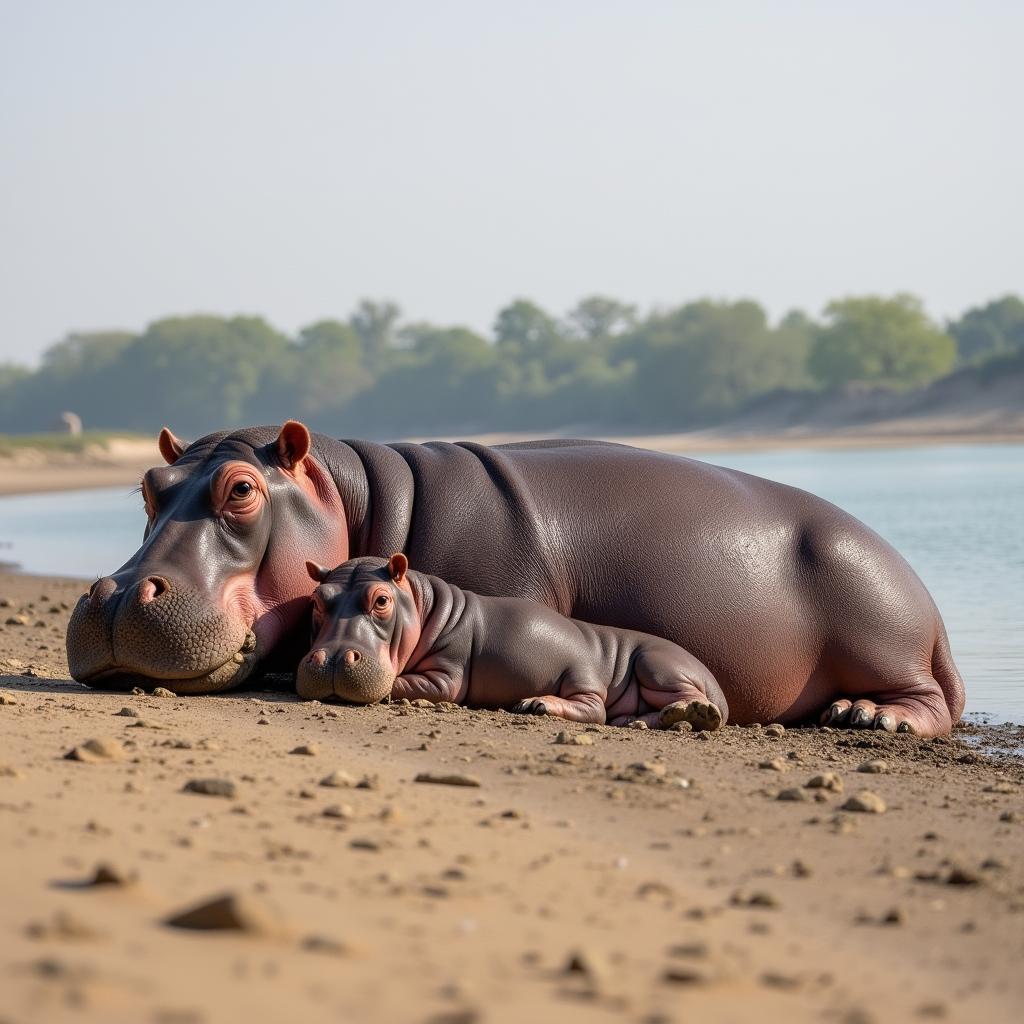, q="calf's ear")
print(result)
[388,552,409,583]
[158,427,186,465]
[276,420,312,470]
[305,560,331,583]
